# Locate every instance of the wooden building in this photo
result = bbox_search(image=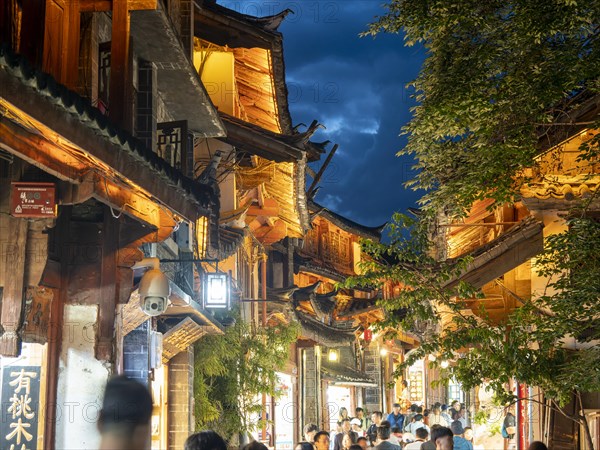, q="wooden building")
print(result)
[263,199,395,437]
[0,0,276,448]
[430,93,600,449]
